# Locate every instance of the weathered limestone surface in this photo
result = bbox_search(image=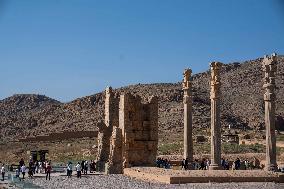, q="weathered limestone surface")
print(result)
[106,126,123,174]
[96,87,119,171]
[96,87,158,174]
[96,121,110,162]
[209,62,222,170]
[182,69,193,161]
[119,93,158,168]
[263,53,278,171]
